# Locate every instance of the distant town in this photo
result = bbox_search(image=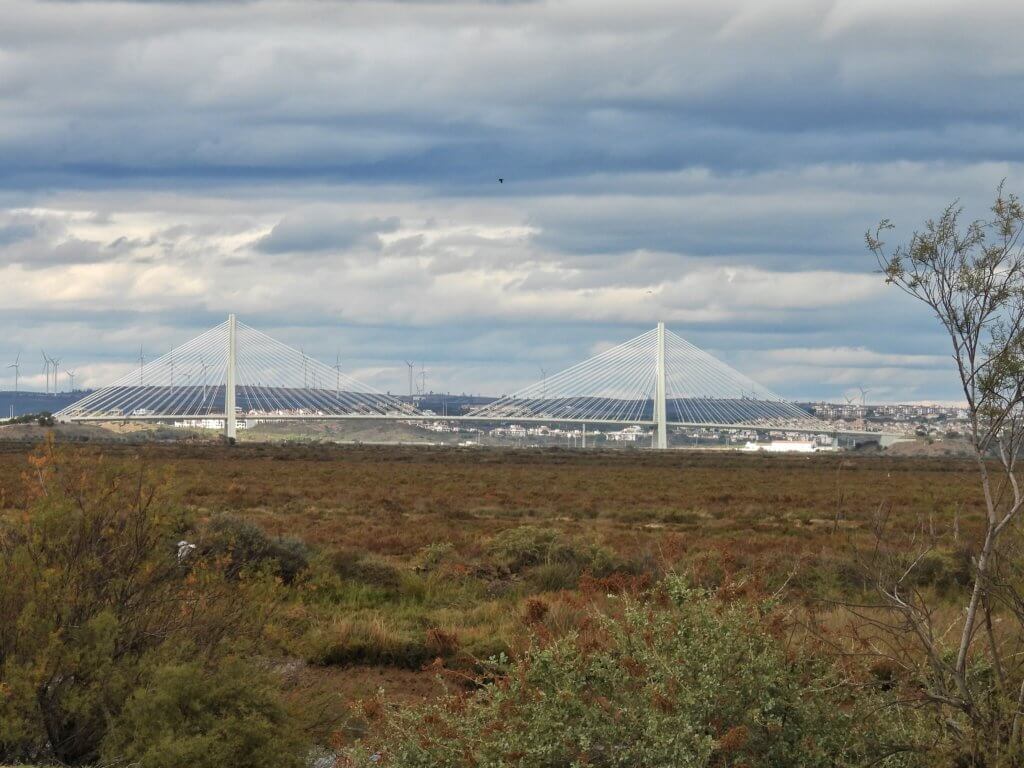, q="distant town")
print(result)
[0,388,972,453]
